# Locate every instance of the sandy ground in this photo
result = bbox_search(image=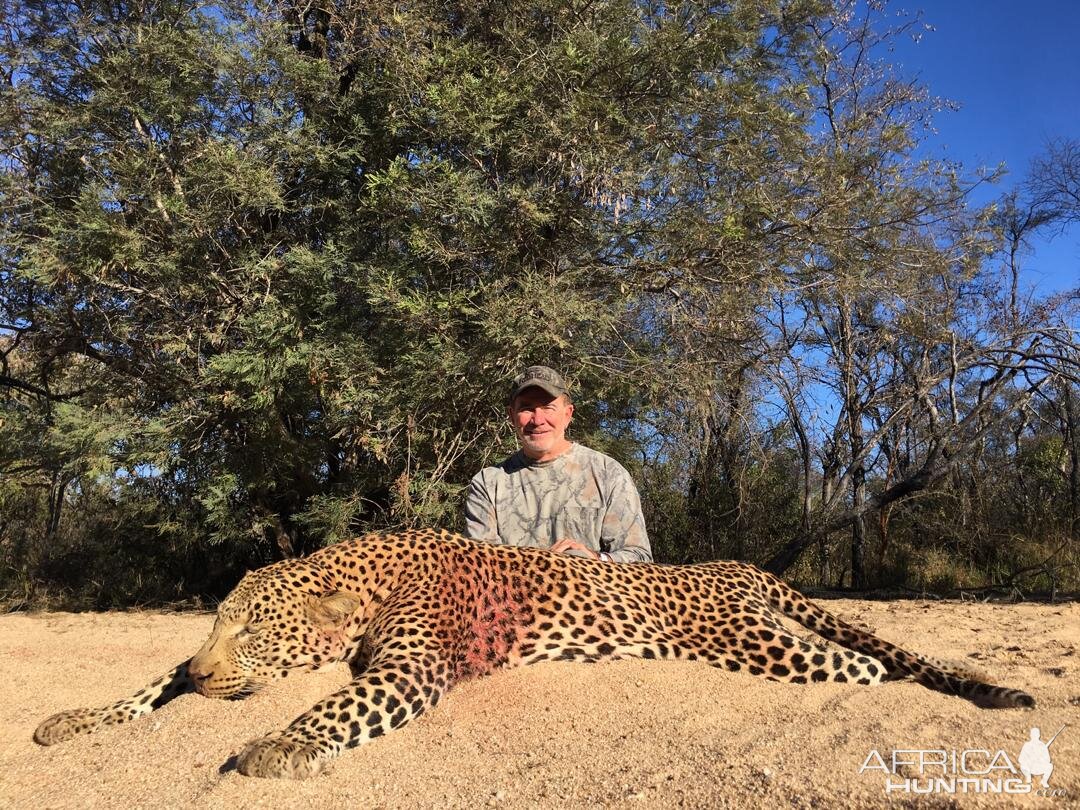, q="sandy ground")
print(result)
[2,600,1078,809]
